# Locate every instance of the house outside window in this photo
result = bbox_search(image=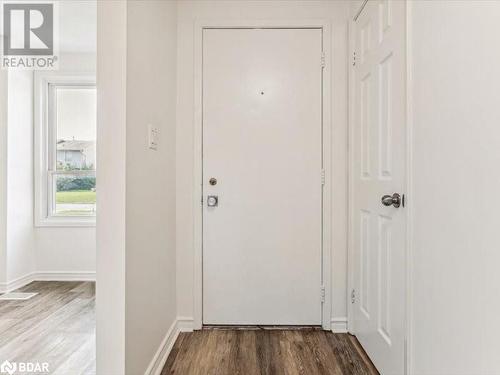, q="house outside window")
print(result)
[35,73,96,226]
[57,140,96,171]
